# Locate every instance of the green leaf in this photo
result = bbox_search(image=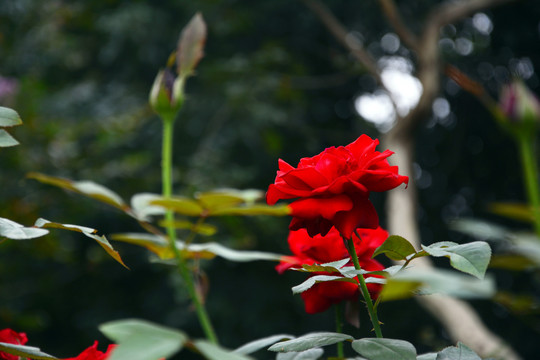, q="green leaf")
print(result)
[197,191,247,209]
[193,340,254,360]
[494,291,540,315]
[151,196,204,216]
[111,233,172,259]
[379,279,422,302]
[177,13,207,79]
[200,189,263,204]
[0,106,22,127]
[502,233,540,267]
[352,338,416,360]
[158,219,217,236]
[176,241,284,262]
[111,233,285,262]
[148,191,289,218]
[448,218,510,242]
[450,218,540,269]
[381,268,495,301]
[421,241,491,279]
[0,342,57,360]
[488,202,534,223]
[367,265,403,277]
[0,217,49,240]
[0,107,21,147]
[34,218,95,233]
[197,189,288,217]
[234,334,294,355]
[294,258,350,274]
[292,275,357,294]
[35,218,128,269]
[373,235,417,261]
[71,181,126,209]
[130,193,166,221]
[27,173,128,211]
[99,319,187,360]
[275,348,324,360]
[86,232,129,269]
[488,254,538,270]
[0,129,19,147]
[435,343,480,360]
[268,333,353,353]
[417,353,437,360]
[208,204,290,216]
